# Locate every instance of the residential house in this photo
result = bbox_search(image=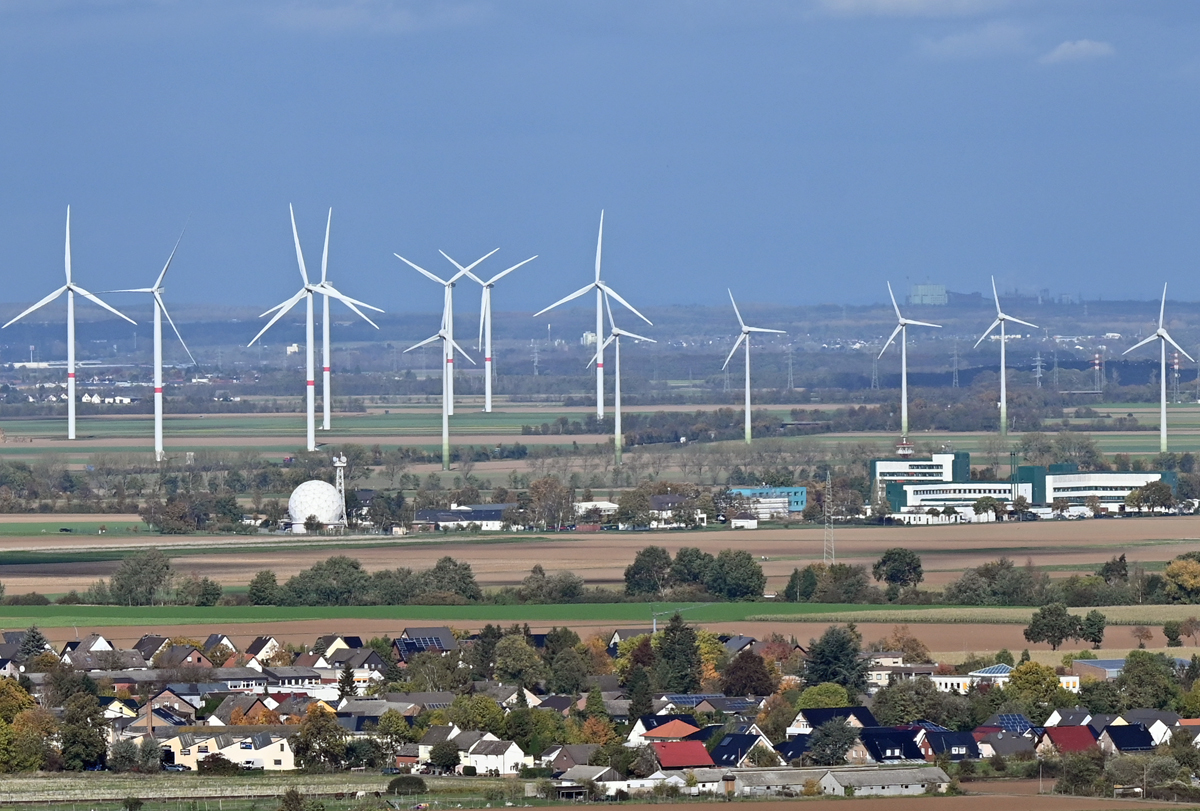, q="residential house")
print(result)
[693,697,764,716]
[787,706,878,737]
[132,634,171,662]
[920,731,980,761]
[822,767,951,798]
[395,626,458,662]
[1044,708,1092,728]
[315,634,363,657]
[61,633,113,657]
[1087,714,1120,737]
[626,714,700,747]
[719,635,757,658]
[983,713,1035,736]
[209,695,274,726]
[157,645,213,669]
[418,724,462,762]
[244,636,282,664]
[646,494,706,529]
[292,652,330,669]
[467,739,527,775]
[202,634,237,654]
[976,730,1035,759]
[1119,710,1180,745]
[102,698,140,720]
[209,667,268,692]
[540,744,600,774]
[639,719,703,744]
[651,740,715,769]
[472,680,541,708]
[63,650,148,671]
[609,629,654,647]
[1099,723,1158,755]
[264,666,323,692]
[413,504,514,532]
[1036,726,1098,757]
[560,764,621,784]
[709,733,776,768]
[851,728,924,764]
[773,737,809,764]
[221,731,296,770]
[146,689,197,721]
